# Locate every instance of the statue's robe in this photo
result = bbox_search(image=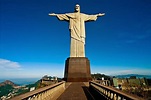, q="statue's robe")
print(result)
[57,12,97,57]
